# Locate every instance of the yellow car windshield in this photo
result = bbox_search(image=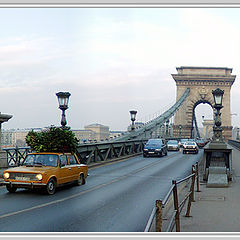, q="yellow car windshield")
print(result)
[23,154,58,167]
